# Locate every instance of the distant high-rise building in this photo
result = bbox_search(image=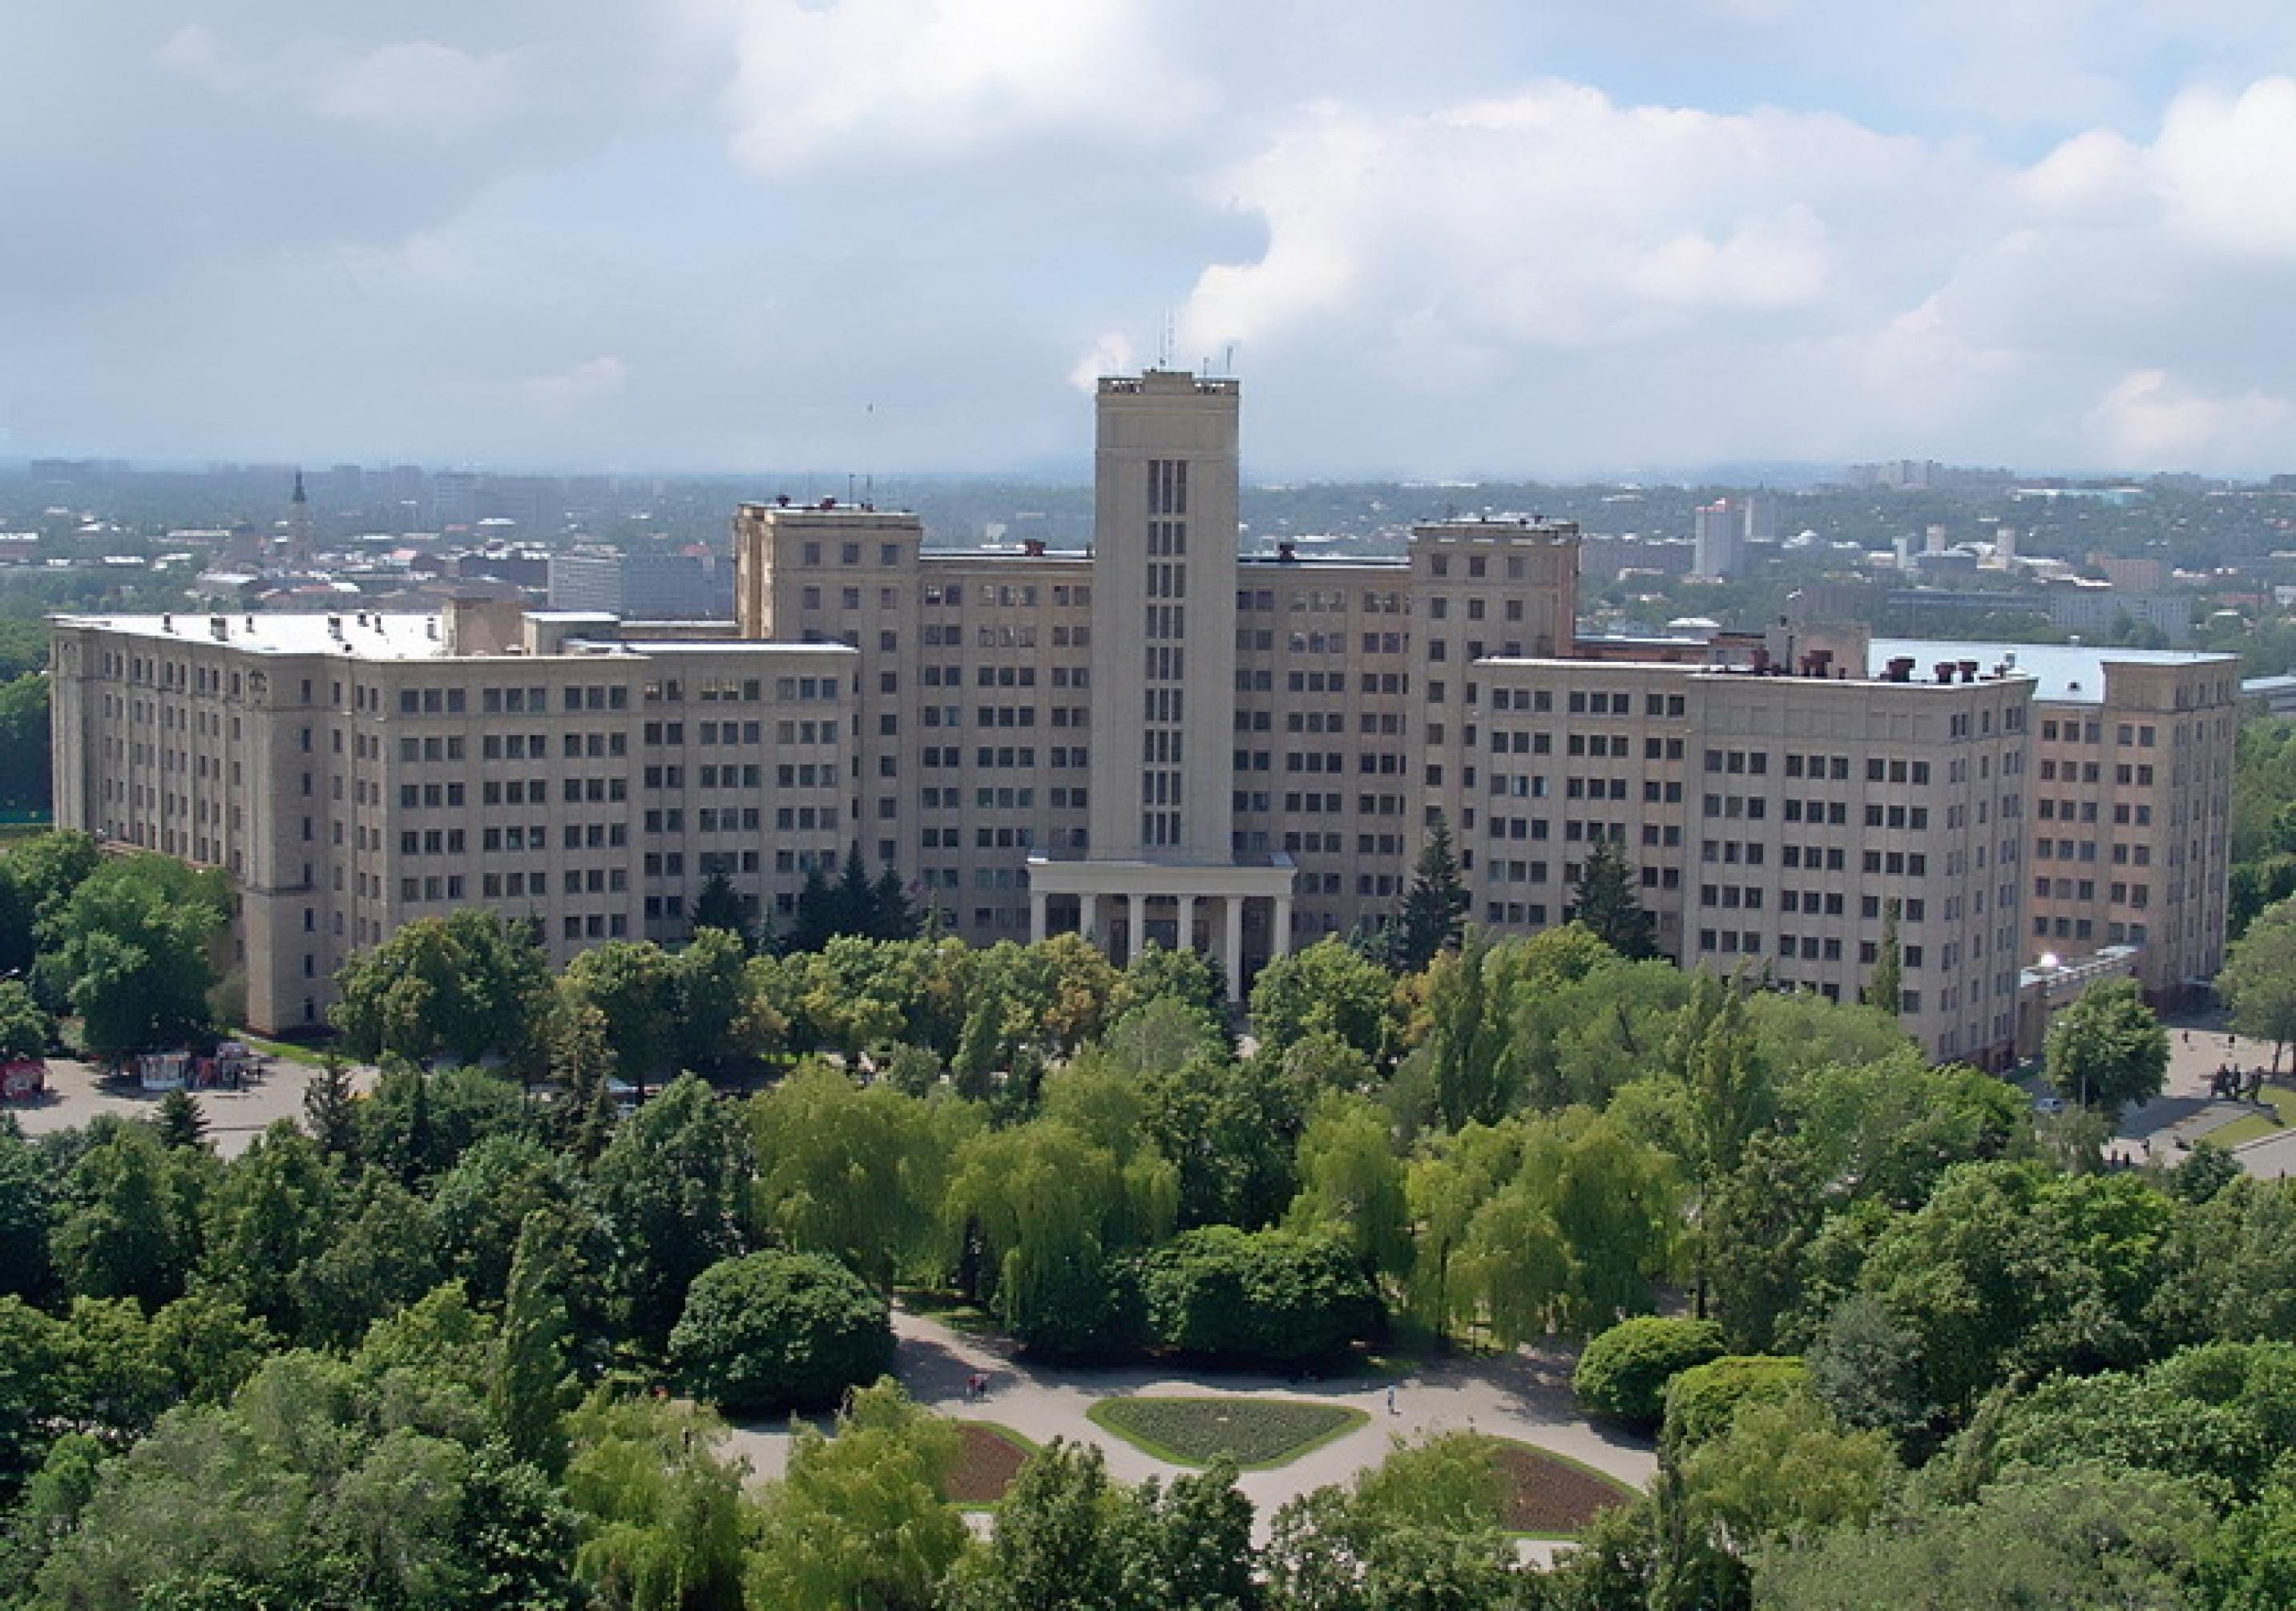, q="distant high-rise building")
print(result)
[1693,499,1744,579]
[1741,491,1778,544]
[548,548,728,620]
